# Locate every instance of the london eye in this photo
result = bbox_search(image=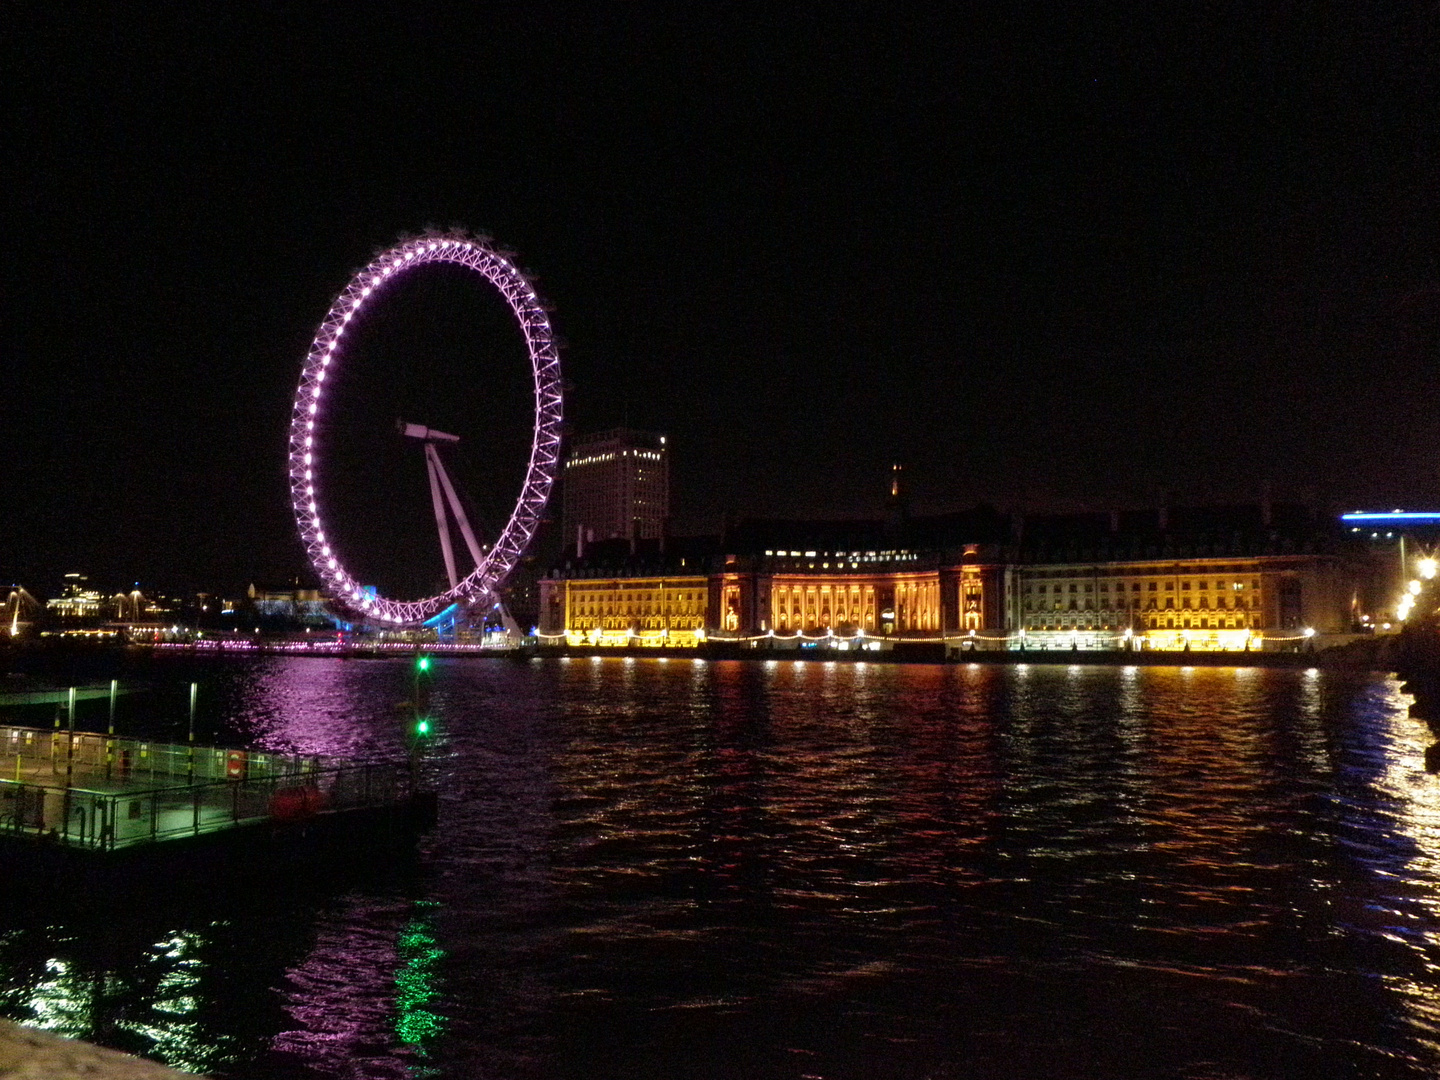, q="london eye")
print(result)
[287,234,563,627]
